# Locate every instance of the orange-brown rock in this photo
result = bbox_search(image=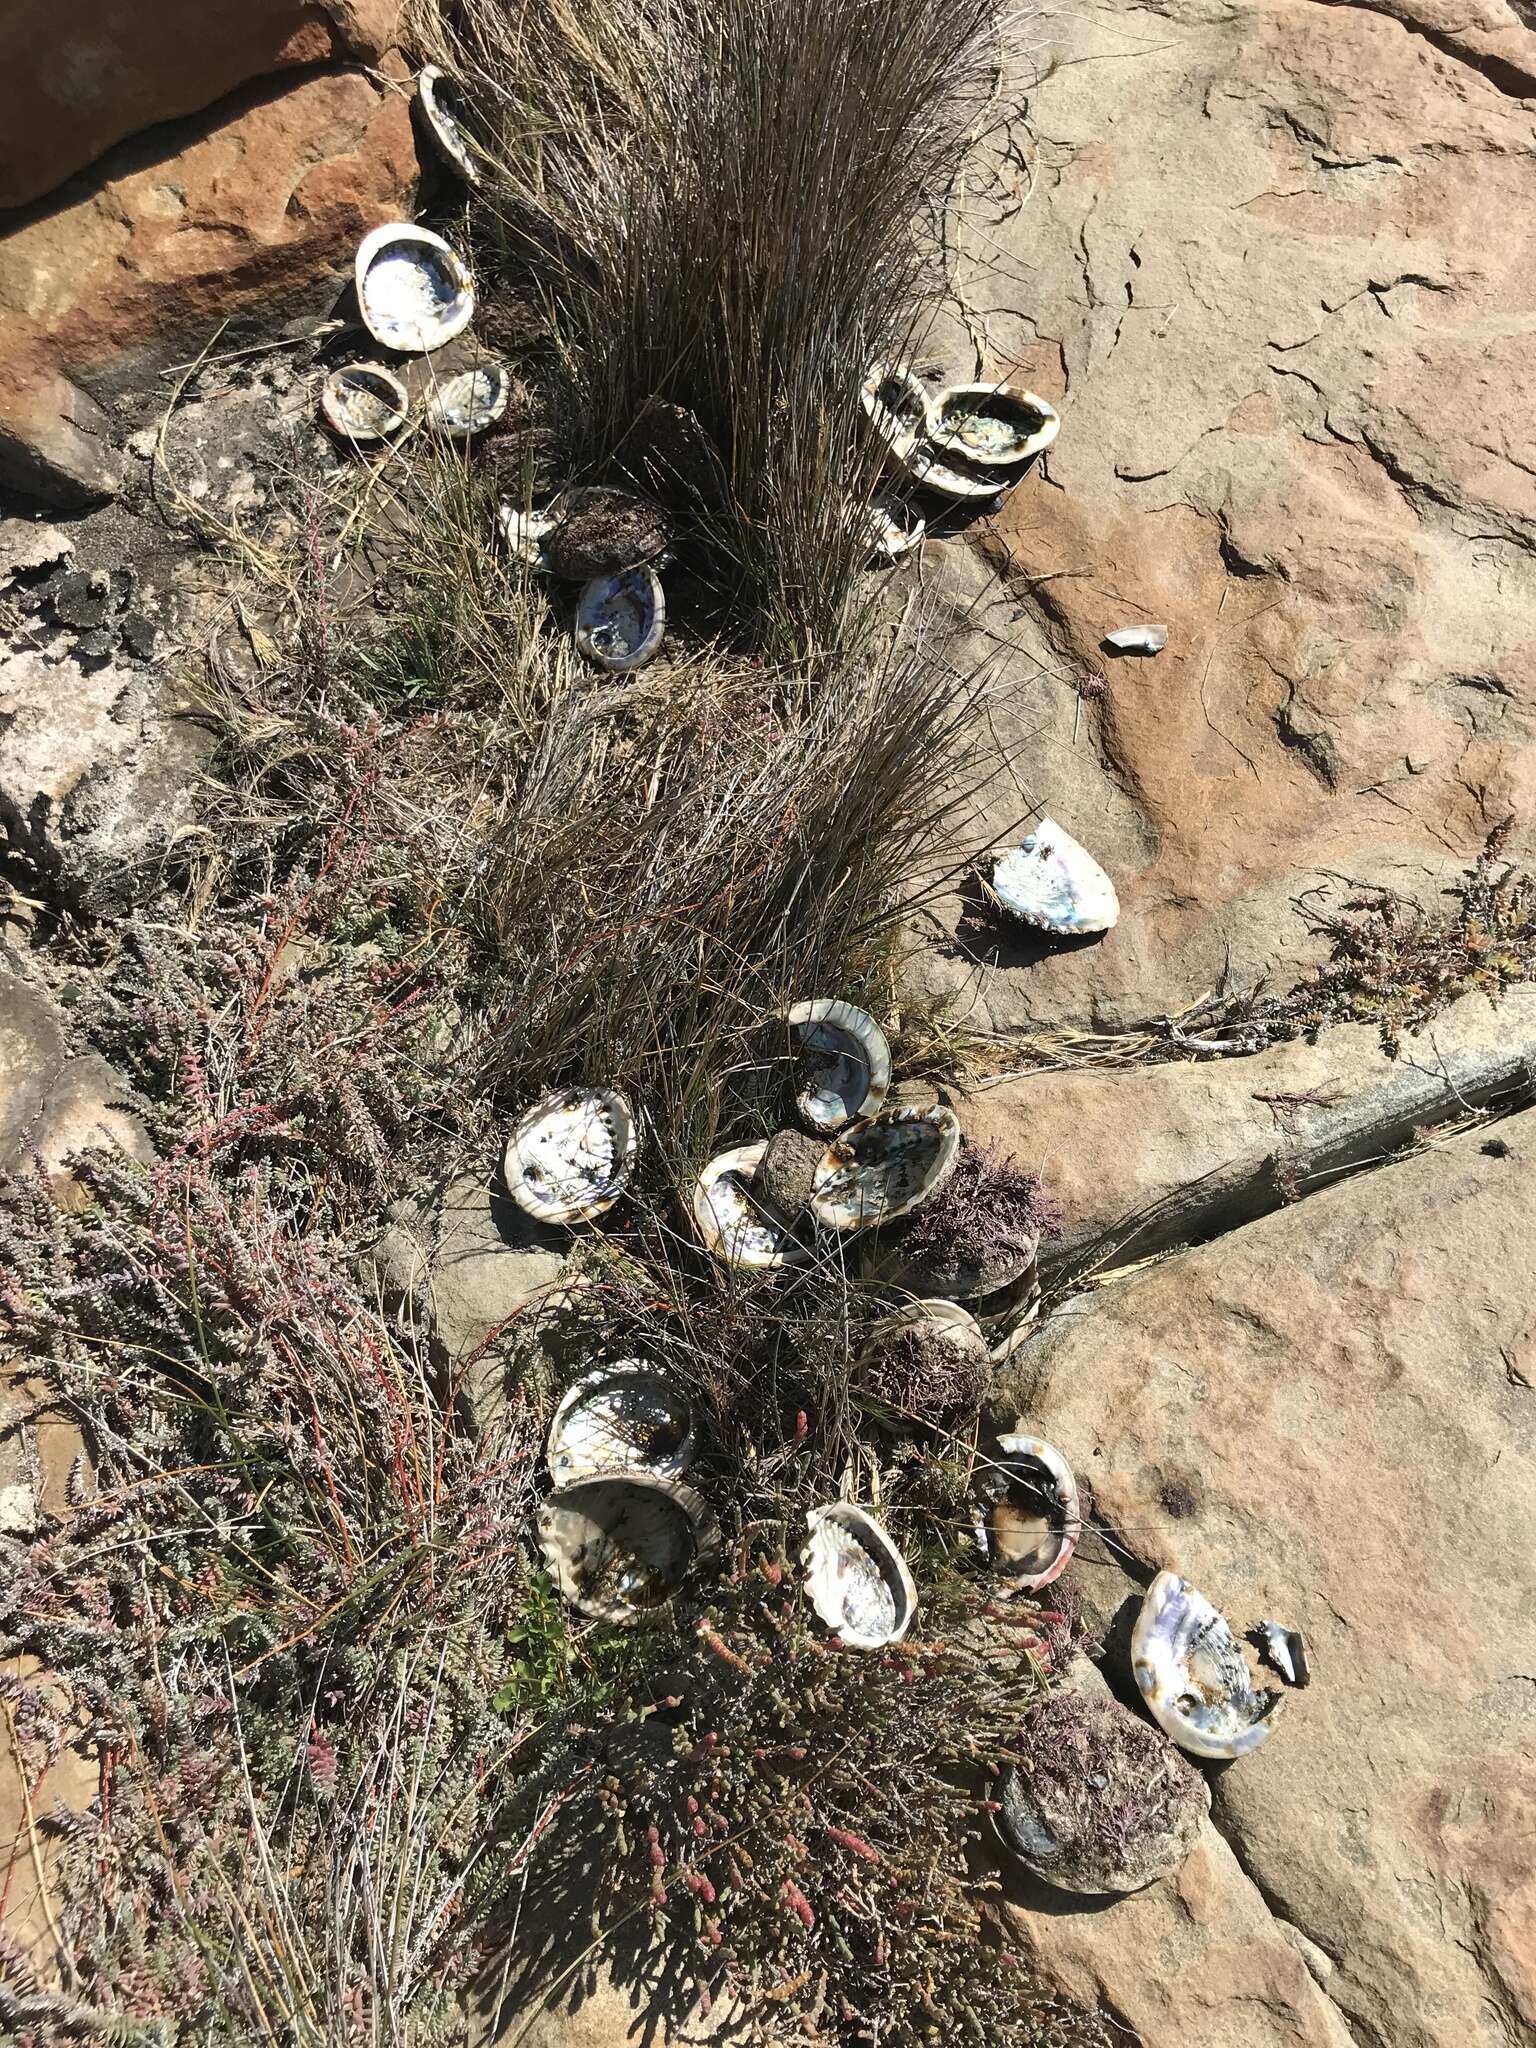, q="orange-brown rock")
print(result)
[911,0,1536,1036]
[0,0,402,209]
[0,59,417,503]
